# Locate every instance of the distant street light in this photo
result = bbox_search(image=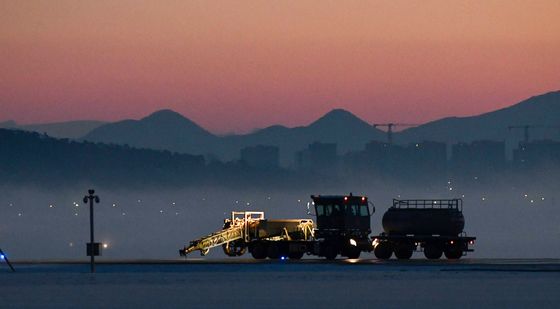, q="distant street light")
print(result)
[83,189,100,273]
